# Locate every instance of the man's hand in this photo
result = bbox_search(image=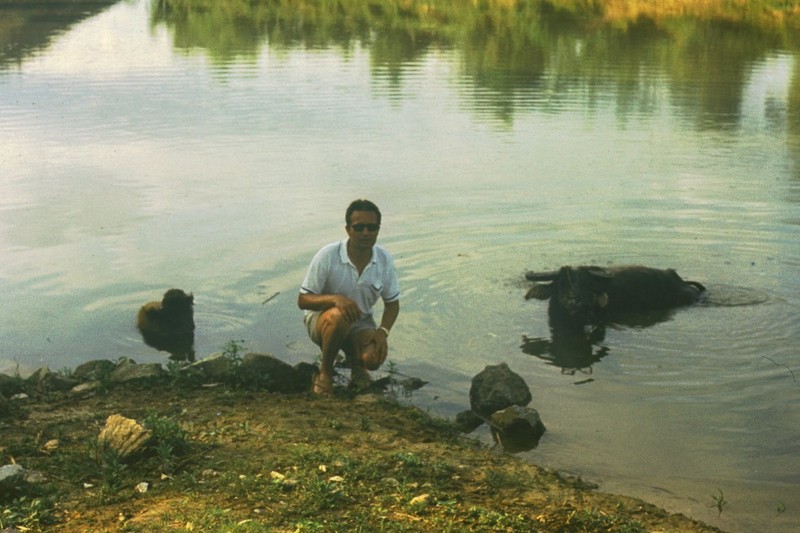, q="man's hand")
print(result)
[332,294,362,323]
[362,329,388,369]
